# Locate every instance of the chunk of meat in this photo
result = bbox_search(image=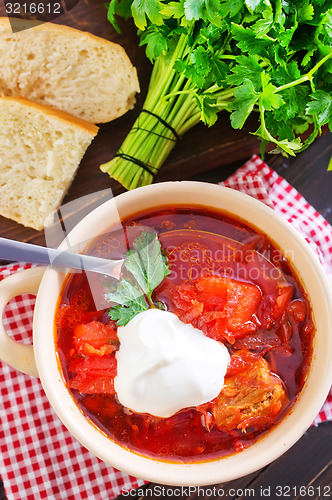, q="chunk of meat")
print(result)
[287,299,307,322]
[257,285,294,330]
[171,276,262,343]
[233,330,281,353]
[212,351,287,432]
